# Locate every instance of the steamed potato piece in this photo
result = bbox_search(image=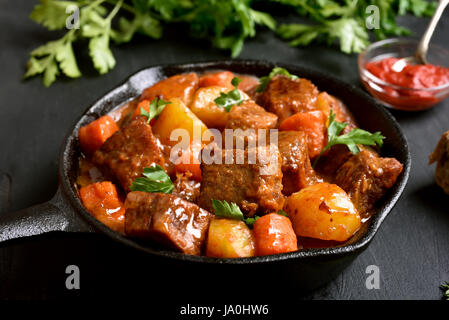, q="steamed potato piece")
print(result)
[284,183,361,242]
[190,86,250,129]
[206,217,255,258]
[152,98,209,146]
